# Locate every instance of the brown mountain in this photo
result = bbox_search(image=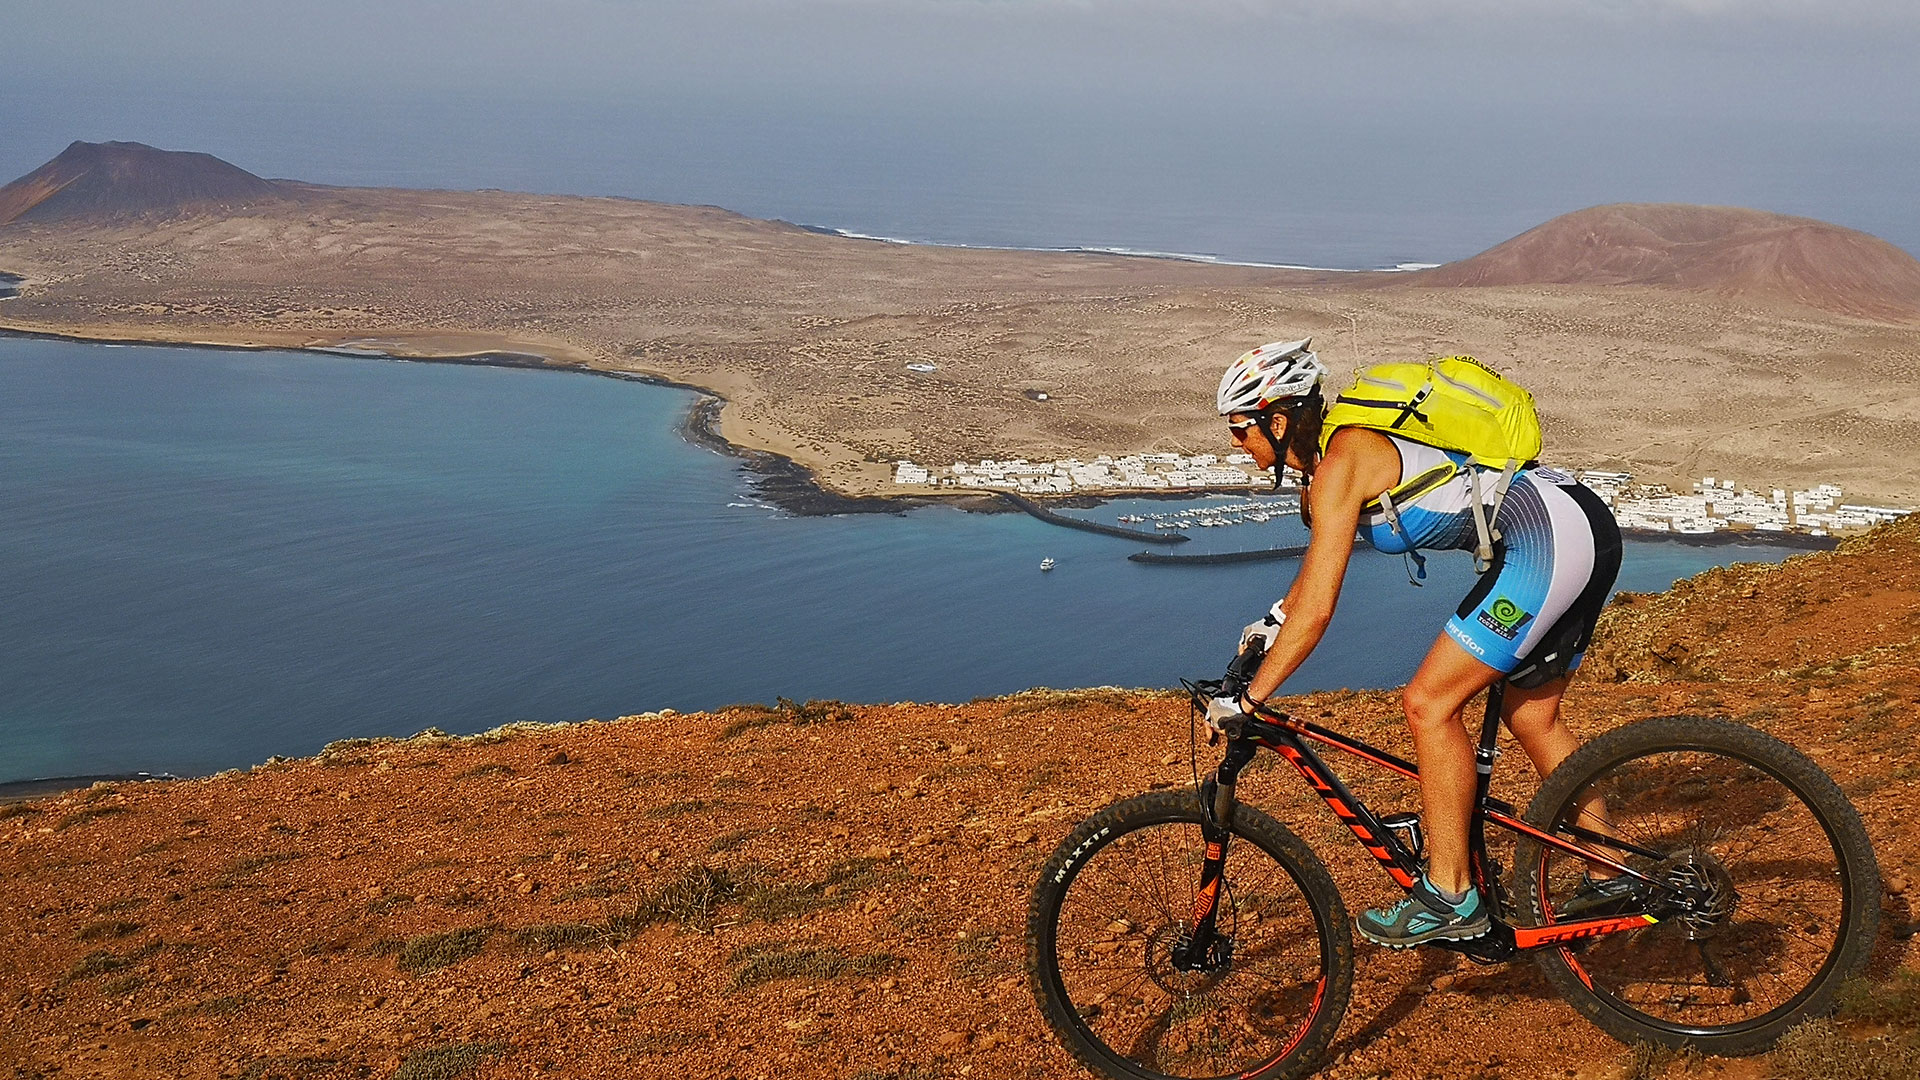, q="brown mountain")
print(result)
[1418,203,1920,318]
[0,140,286,226]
